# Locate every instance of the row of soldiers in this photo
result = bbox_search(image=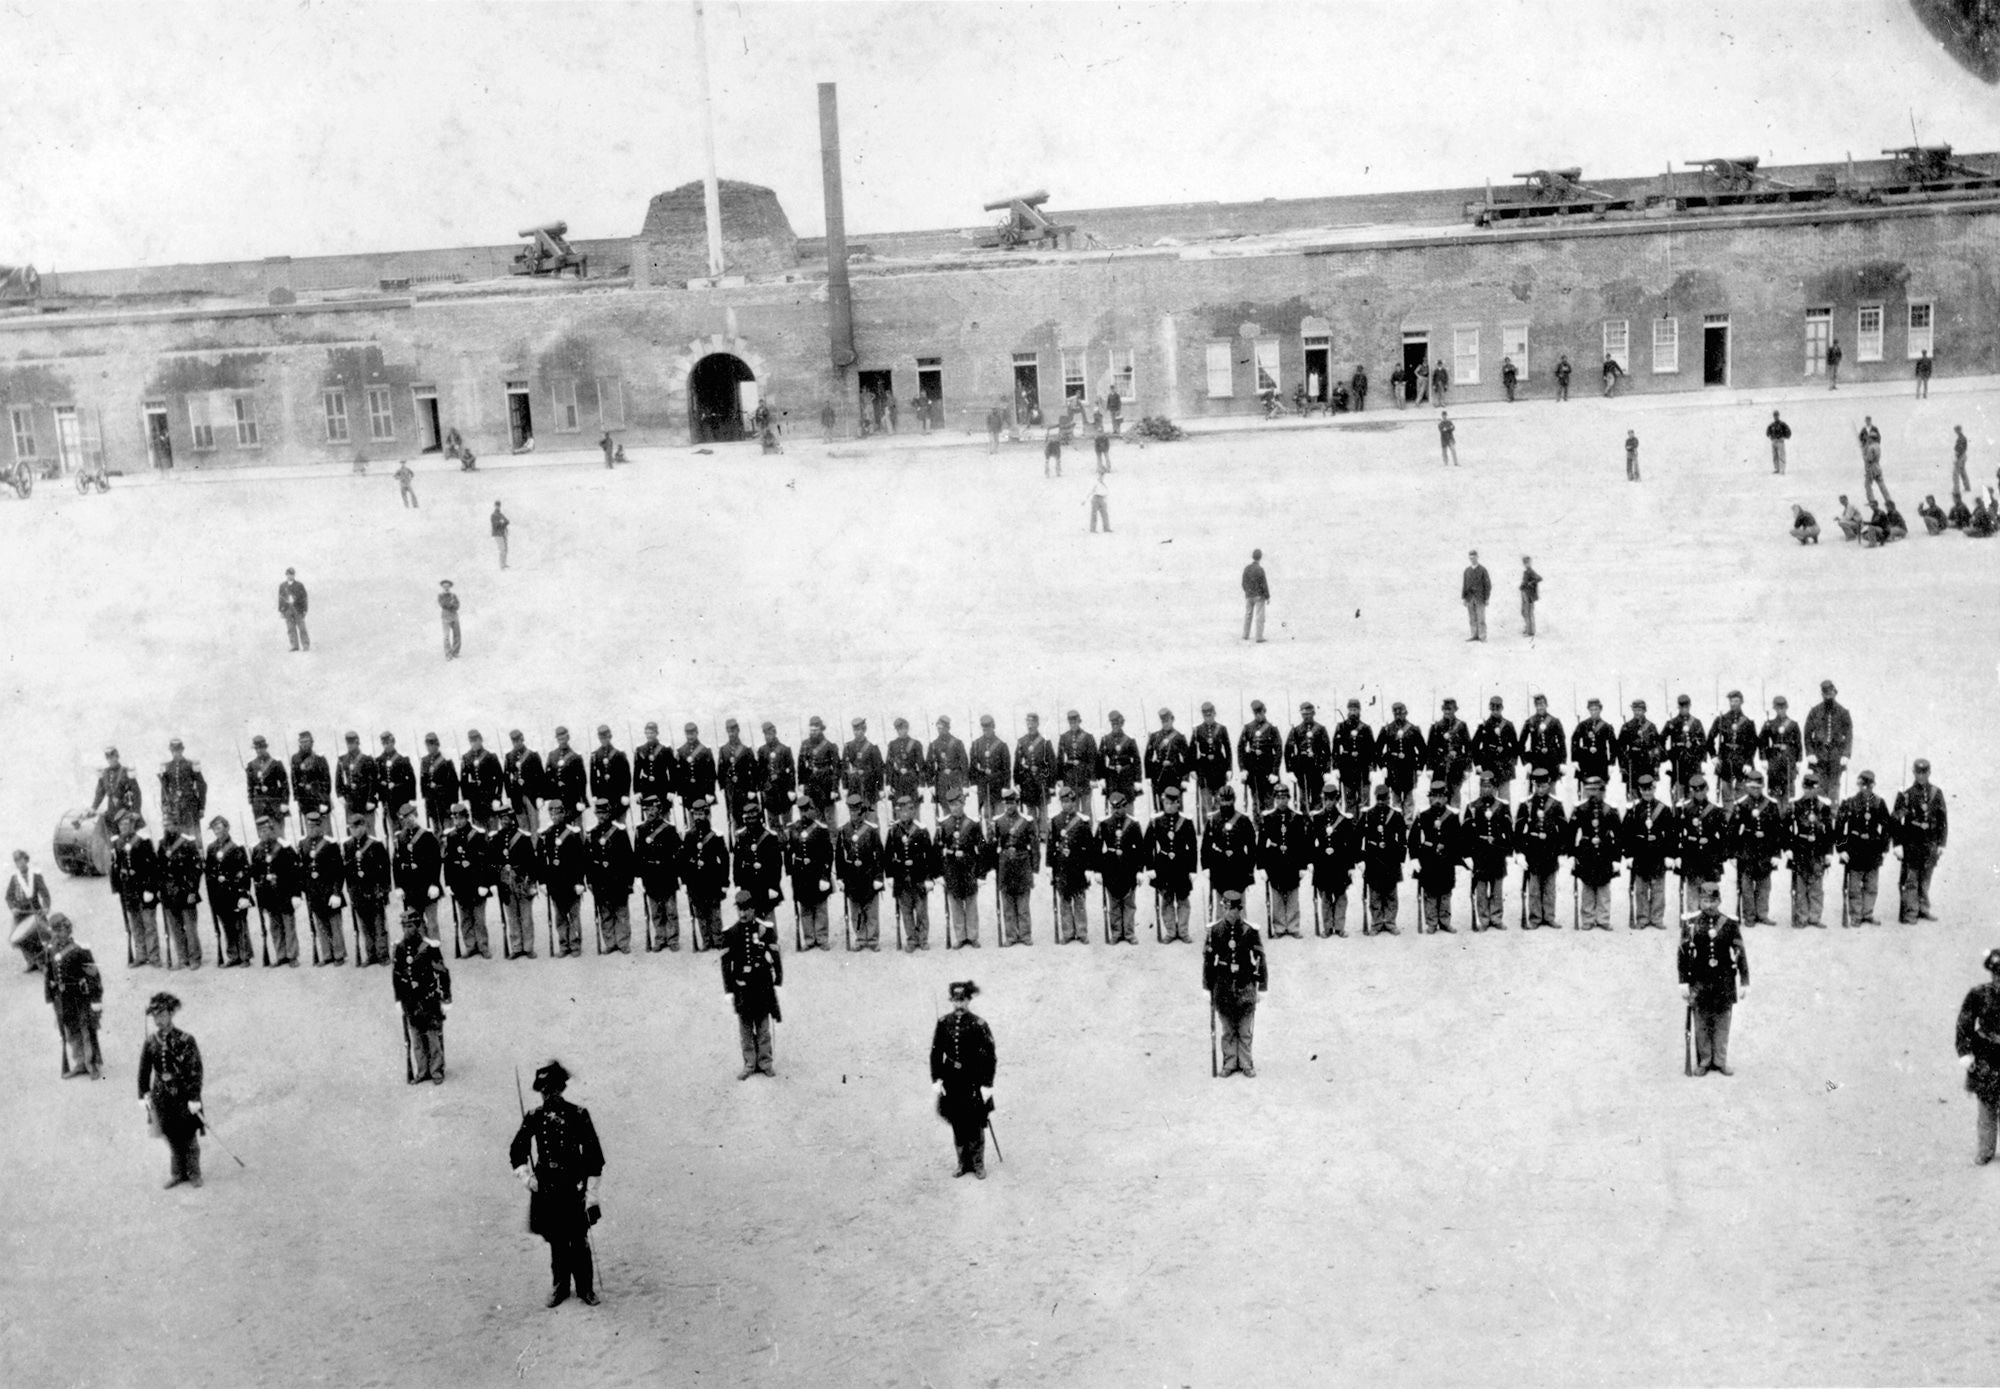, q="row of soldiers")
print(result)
[90,737,1944,968]
[85,683,1859,859]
